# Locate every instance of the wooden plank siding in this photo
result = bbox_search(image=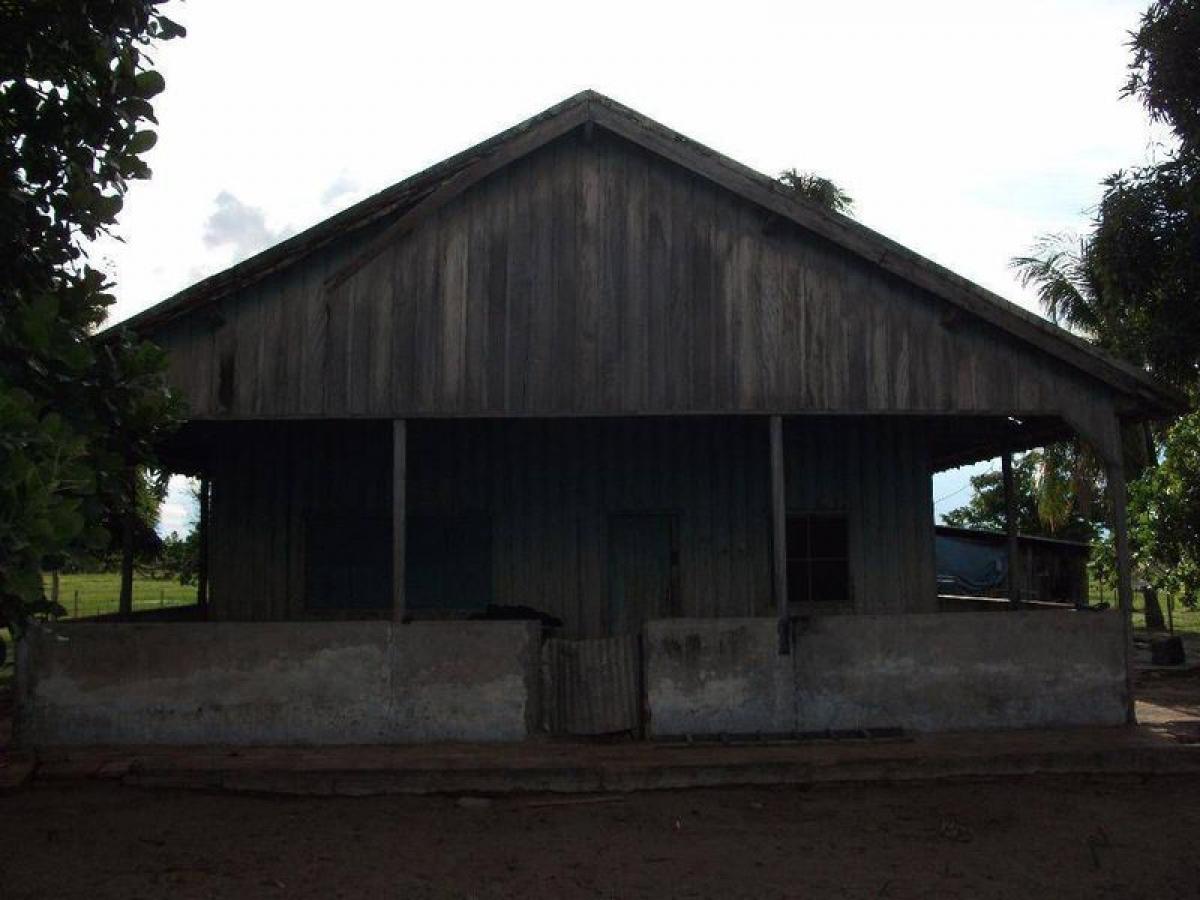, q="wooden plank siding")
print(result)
[151,129,1120,425]
[207,417,936,631]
